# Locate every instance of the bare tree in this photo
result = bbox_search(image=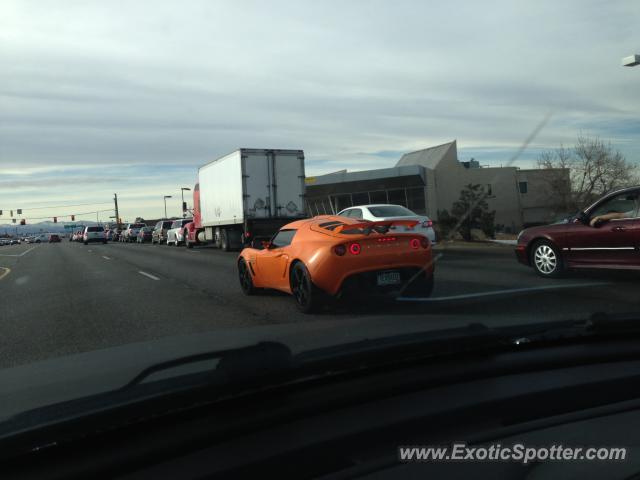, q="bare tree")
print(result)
[537,135,638,212]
